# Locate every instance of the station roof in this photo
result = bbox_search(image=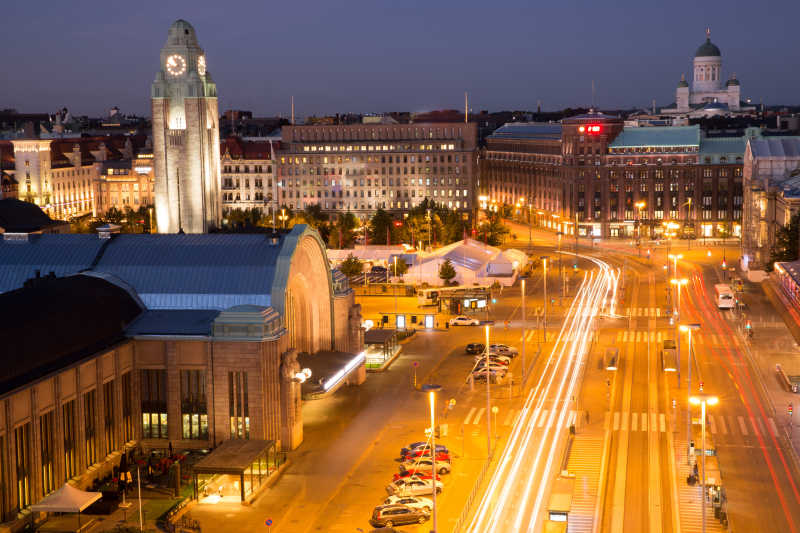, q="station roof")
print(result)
[125,309,220,336]
[749,137,800,159]
[193,439,276,475]
[609,126,700,148]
